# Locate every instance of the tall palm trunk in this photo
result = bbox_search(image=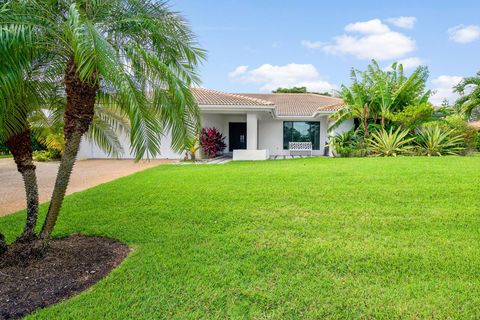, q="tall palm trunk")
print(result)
[39,58,98,240]
[6,128,39,242]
